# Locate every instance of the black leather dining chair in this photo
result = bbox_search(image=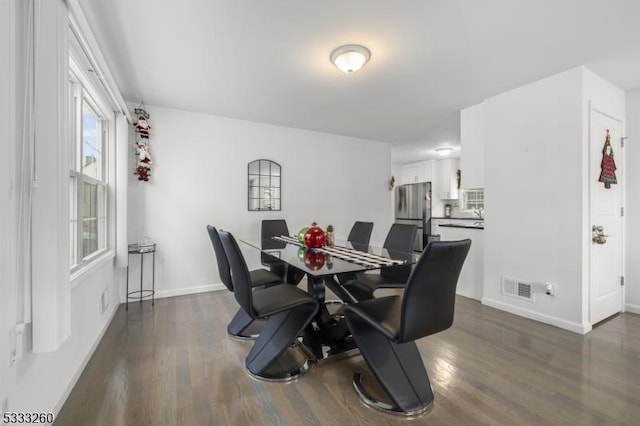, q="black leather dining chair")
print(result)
[207,225,282,339]
[344,239,471,415]
[342,223,417,300]
[219,230,319,381]
[336,221,374,285]
[347,221,374,247]
[260,219,305,285]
